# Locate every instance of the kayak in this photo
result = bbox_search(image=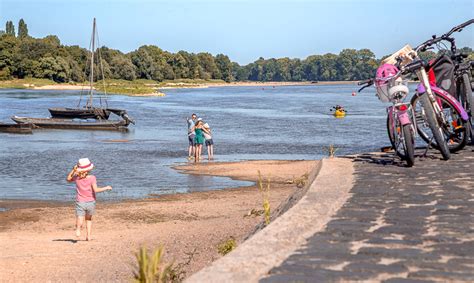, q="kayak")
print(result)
[334,109,346,118]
